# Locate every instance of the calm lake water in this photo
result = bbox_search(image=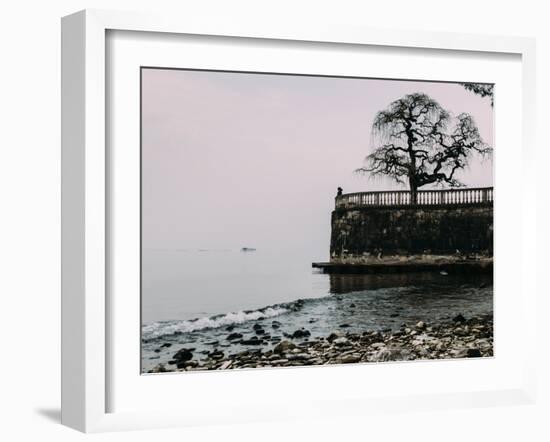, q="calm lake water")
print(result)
[141,250,493,372]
